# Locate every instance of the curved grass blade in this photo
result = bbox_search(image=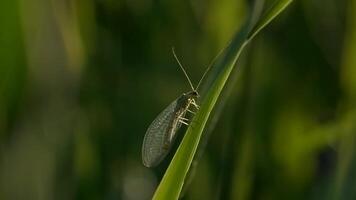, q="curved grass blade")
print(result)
[180,1,266,196]
[152,1,294,199]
